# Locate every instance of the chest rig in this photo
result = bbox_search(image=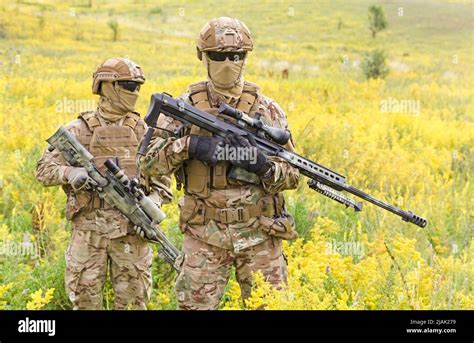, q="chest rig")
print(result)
[74,110,144,211]
[183,81,259,198]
